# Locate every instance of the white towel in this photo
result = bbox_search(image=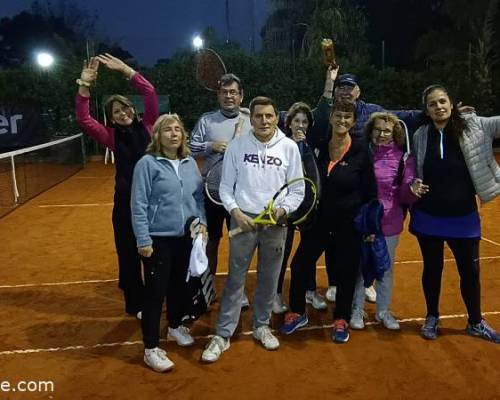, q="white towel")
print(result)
[186,233,208,281]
